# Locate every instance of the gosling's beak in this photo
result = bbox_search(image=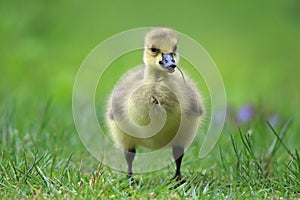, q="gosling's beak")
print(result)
[159,53,176,73]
